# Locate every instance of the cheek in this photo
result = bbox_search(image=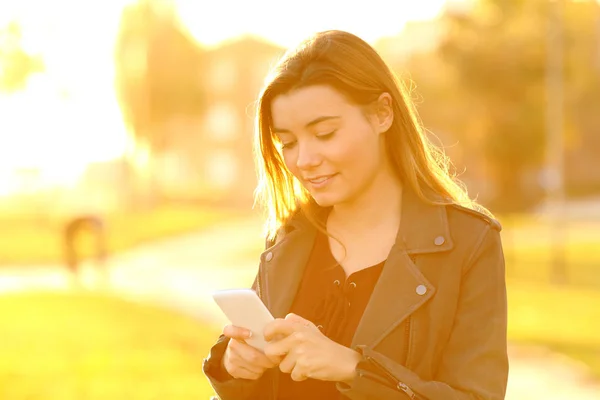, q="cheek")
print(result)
[282,150,300,176]
[338,132,378,166]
